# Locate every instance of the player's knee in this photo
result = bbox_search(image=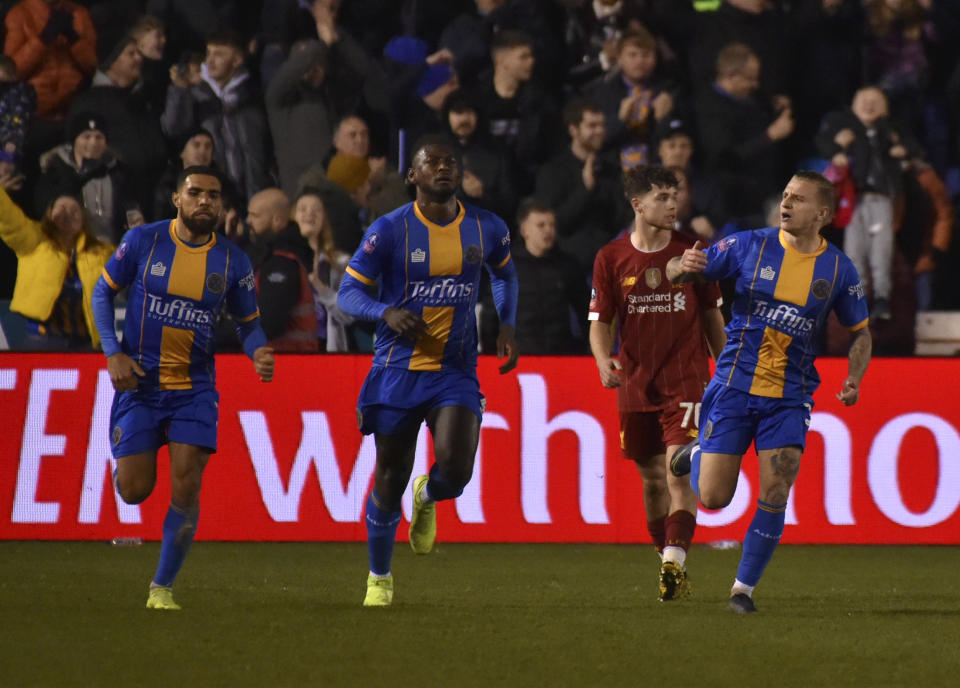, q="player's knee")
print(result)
[116,475,154,504]
[442,463,473,493]
[642,474,666,500]
[762,484,791,506]
[699,485,733,510]
[171,475,203,506]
